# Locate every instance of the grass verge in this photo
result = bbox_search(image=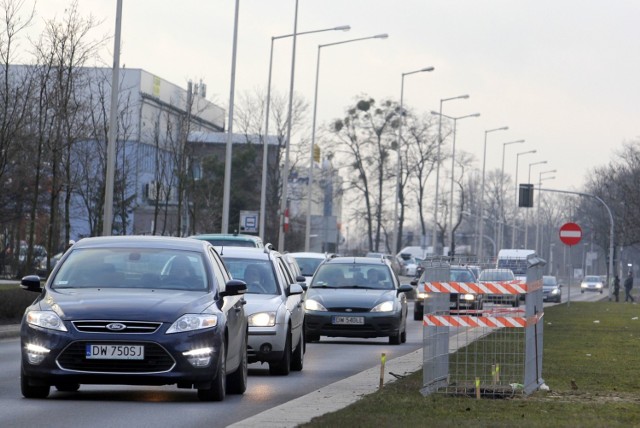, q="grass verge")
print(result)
[302,302,640,428]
